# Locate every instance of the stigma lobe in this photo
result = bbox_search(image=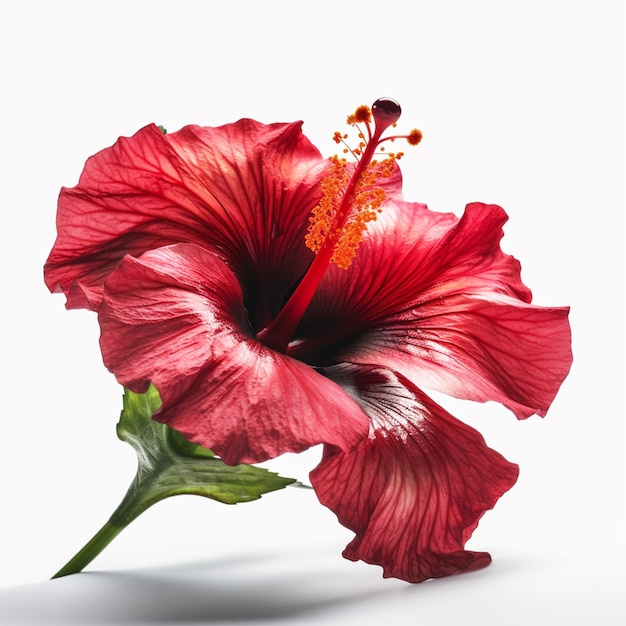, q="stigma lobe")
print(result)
[372,98,402,130]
